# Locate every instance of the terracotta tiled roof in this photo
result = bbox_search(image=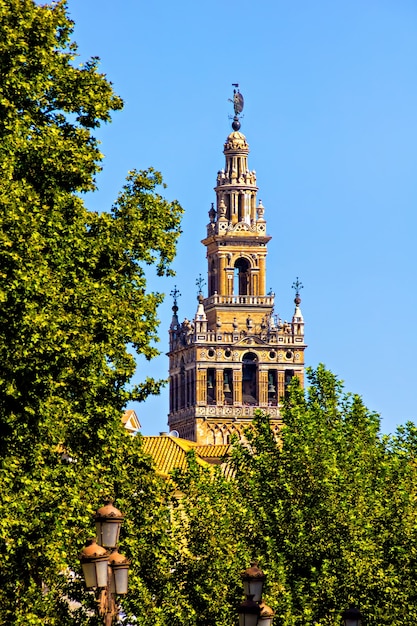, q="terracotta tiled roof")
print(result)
[194,444,231,459]
[141,435,212,478]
